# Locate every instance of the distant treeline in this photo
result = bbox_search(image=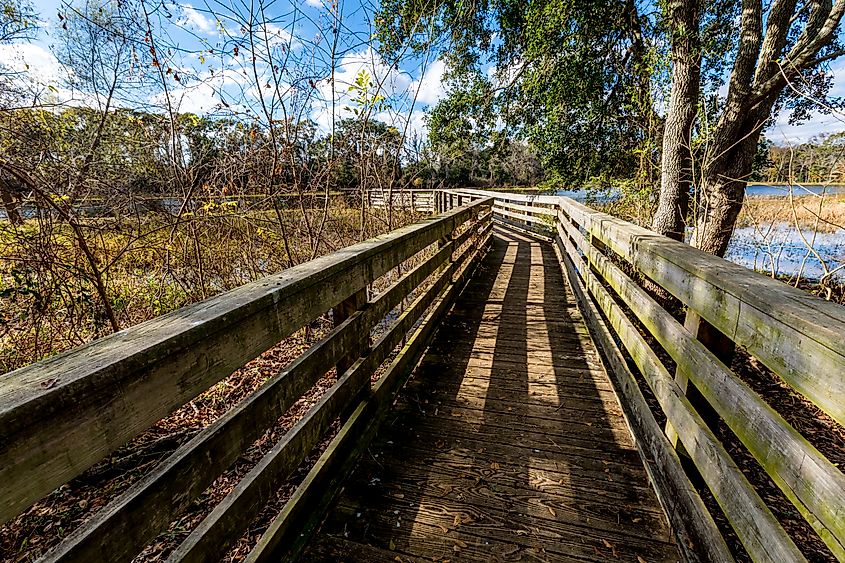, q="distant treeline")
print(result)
[753,133,845,185]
